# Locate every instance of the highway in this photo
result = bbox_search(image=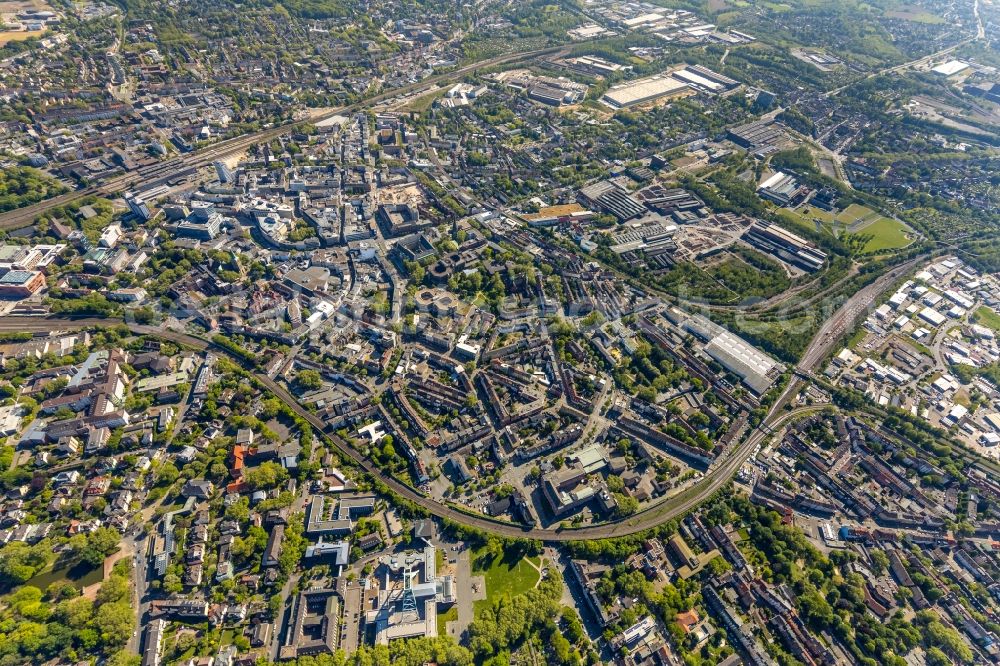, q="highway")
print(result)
[0,266,903,541]
[0,44,574,232]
